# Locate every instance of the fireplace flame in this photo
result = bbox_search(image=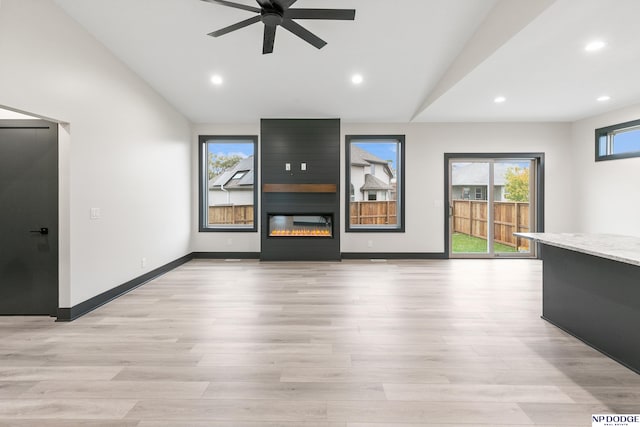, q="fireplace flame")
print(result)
[270,228,331,237]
